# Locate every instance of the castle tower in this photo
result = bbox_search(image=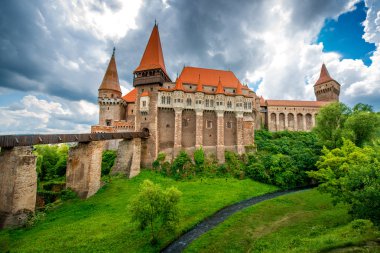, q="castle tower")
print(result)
[133,23,171,166]
[314,63,340,102]
[98,48,124,127]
